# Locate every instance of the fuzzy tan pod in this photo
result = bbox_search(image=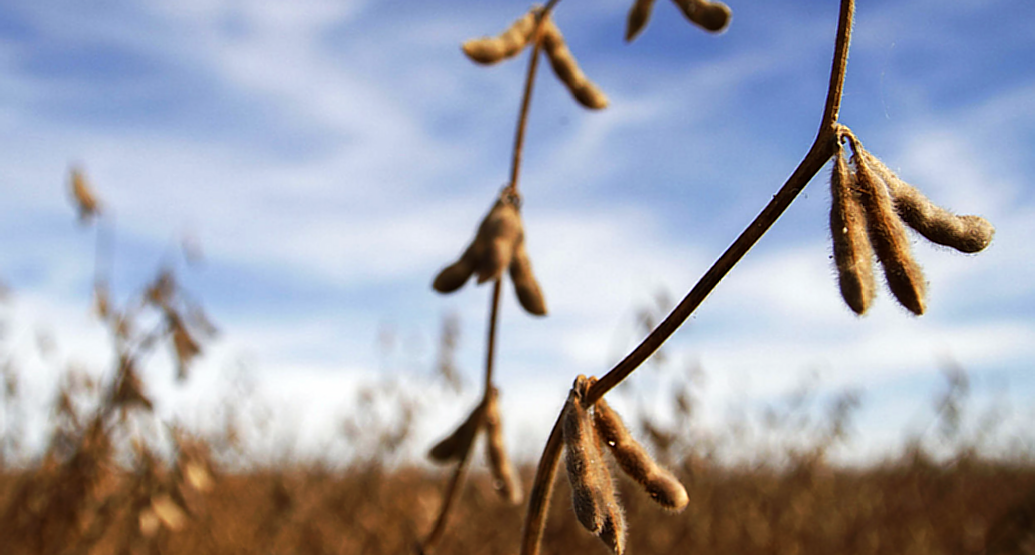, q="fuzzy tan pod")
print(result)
[625,0,657,42]
[484,389,522,504]
[70,167,101,221]
[428,401,484,463]
[541,18,610,110]
[432,192,548,316]
[671,0,731,33]
[433,196,523,293]
[509,239,547,316]
[593,396,688,511]
[852,148,927,315]
[830,144,877,315]
[462,8,538,65]
[563,376,627,554]
[861,152,996,254]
